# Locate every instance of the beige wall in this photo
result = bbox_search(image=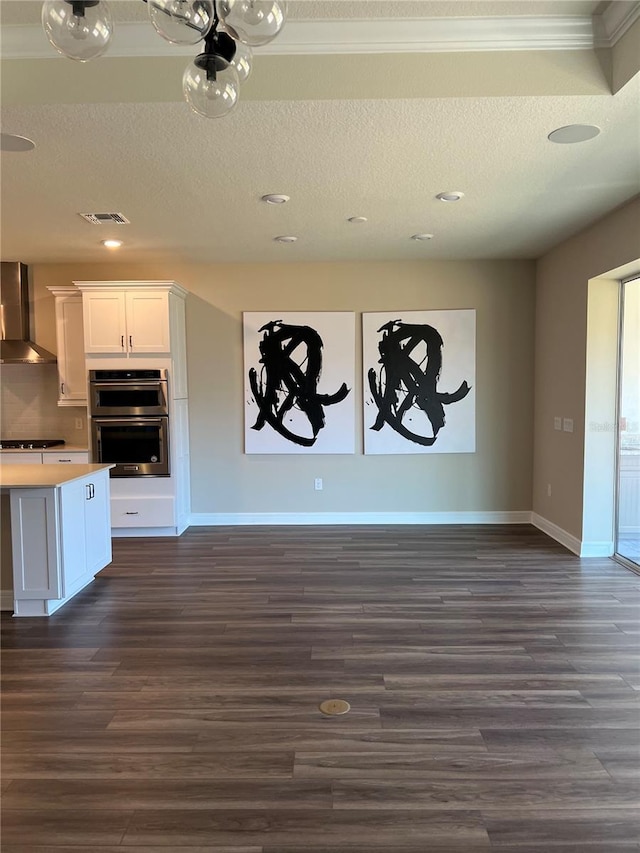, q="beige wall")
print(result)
[32,259,535,517]
[612,15,640,93]
[534,195,640,541]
